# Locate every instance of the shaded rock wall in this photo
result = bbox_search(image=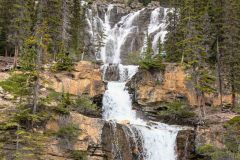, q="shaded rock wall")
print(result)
[177,130,196,160]
[101,122,144,160]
